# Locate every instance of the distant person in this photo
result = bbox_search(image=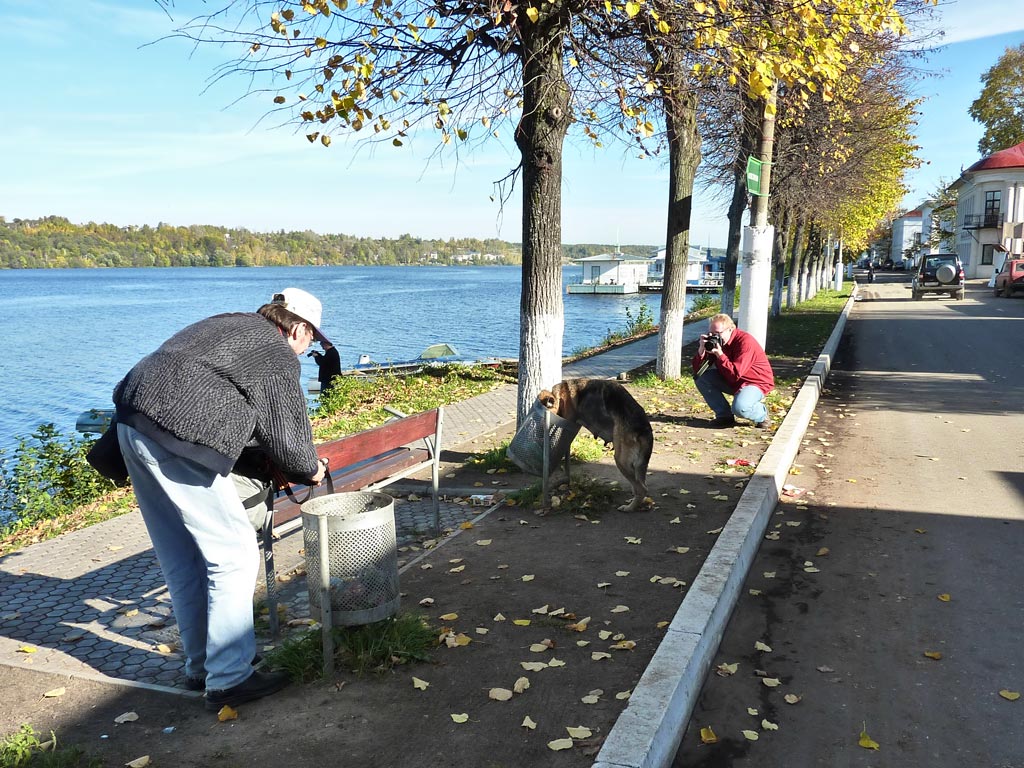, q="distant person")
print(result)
[309,338,342,394]
[867,262,875,283]
[692,313,775,429]
[113,287,329,710]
